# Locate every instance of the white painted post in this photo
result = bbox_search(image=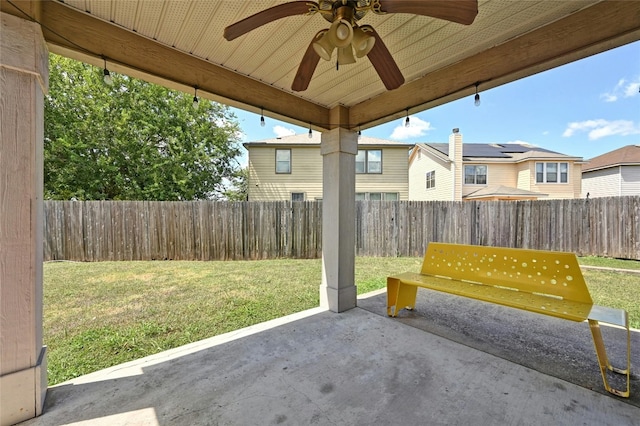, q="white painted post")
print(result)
[319,128,357,312]
[0,12,48,426]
